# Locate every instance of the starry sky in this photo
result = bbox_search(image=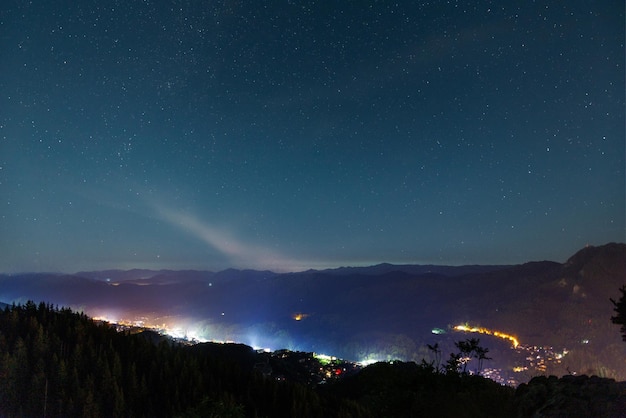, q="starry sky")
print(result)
[1,1,624,273]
